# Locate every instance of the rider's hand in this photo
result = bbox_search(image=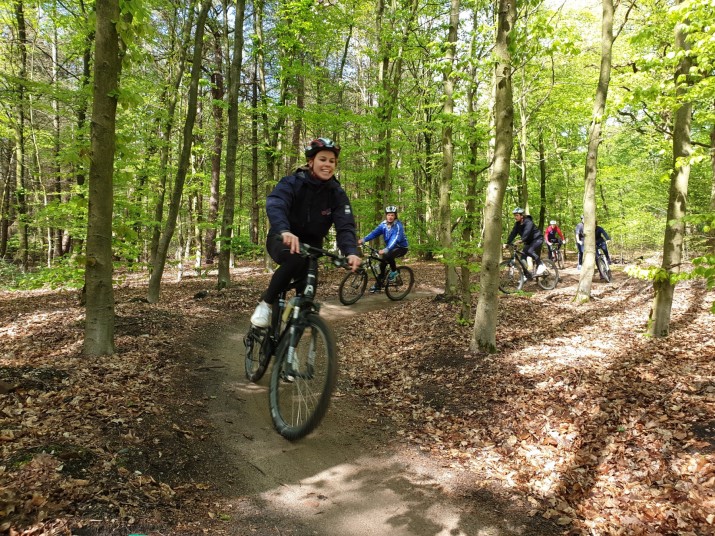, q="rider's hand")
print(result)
[357,238,364,245]
[378,249,386,256]
[502,243,509,249]
[347,254,361,272]
[281,231,300,254]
